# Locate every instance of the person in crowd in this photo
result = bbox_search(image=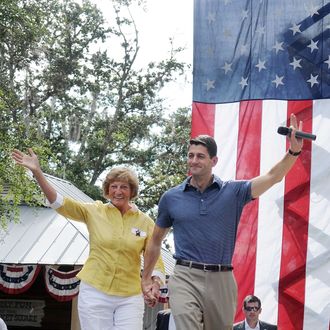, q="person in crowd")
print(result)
[155,308,176,330]
[141,114,303,330]
[0,317,7,330]
[233,295,277,330]
[12,148,165,330]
